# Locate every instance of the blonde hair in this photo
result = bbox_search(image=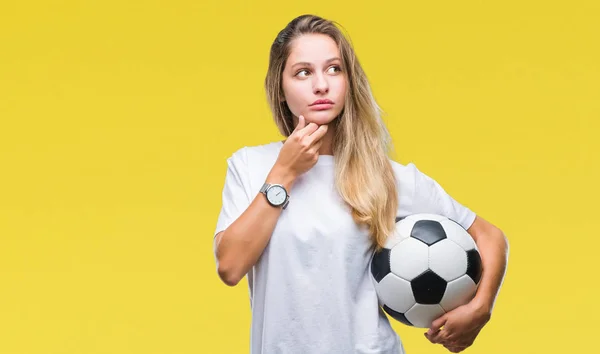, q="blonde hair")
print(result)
[264,14,398,251]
